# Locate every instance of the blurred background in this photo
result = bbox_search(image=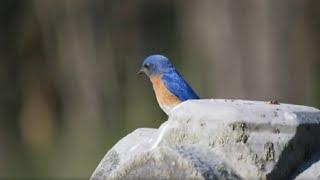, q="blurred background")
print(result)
[1,0,320,178]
